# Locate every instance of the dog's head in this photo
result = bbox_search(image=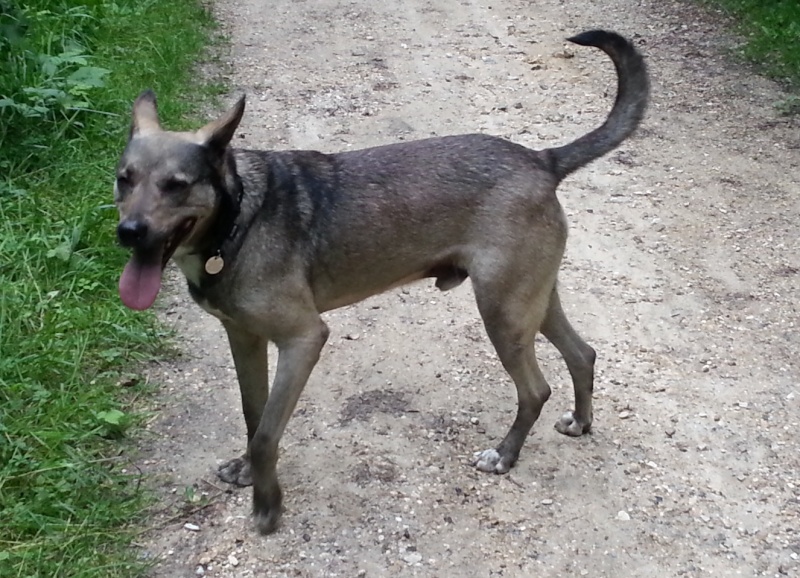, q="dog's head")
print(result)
[114,90,244,310]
